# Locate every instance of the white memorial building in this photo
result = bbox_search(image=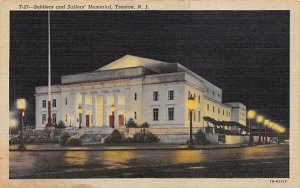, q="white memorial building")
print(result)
[35,55,246,132]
